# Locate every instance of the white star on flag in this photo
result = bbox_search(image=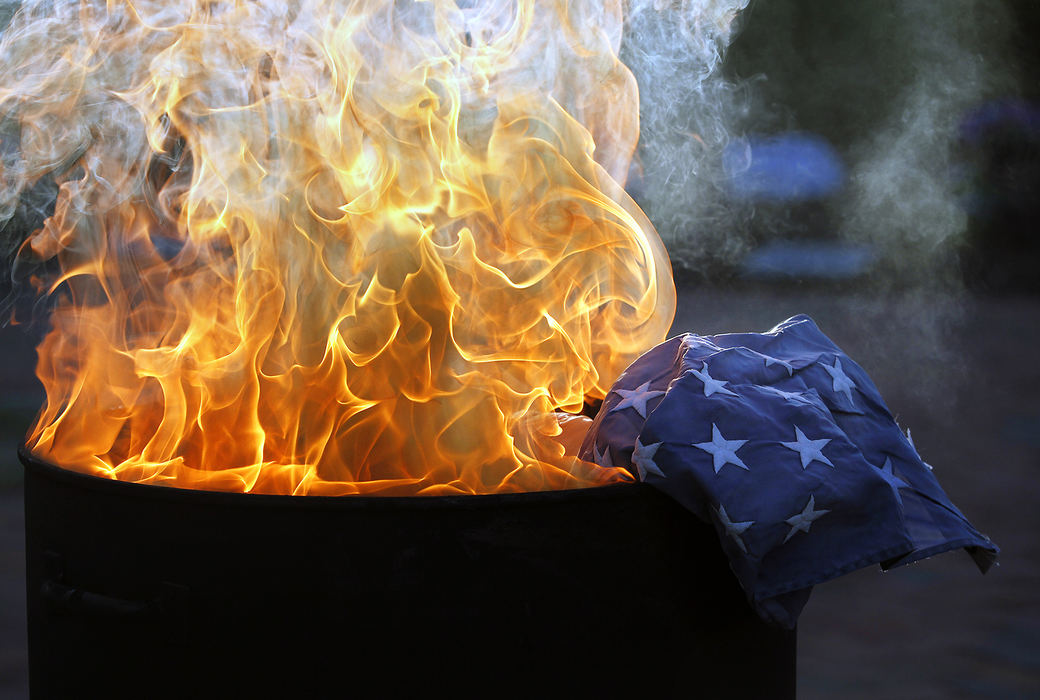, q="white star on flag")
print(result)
[592,441,613,469]
[822,357,856,404]
[780,426,834,469]
[715,504,754,553]
[763,386,813,405]
[685,363,737,397]
[783,494,830,543]
[765,356,794,376]
[693,424,750,474]
[610,381,666,419]
[877,457,910,504]
[632,437,665,480]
